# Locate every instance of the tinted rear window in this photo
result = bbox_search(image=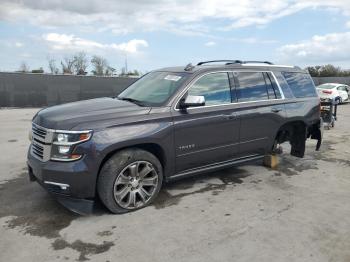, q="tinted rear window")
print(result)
[282,72,317,98]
